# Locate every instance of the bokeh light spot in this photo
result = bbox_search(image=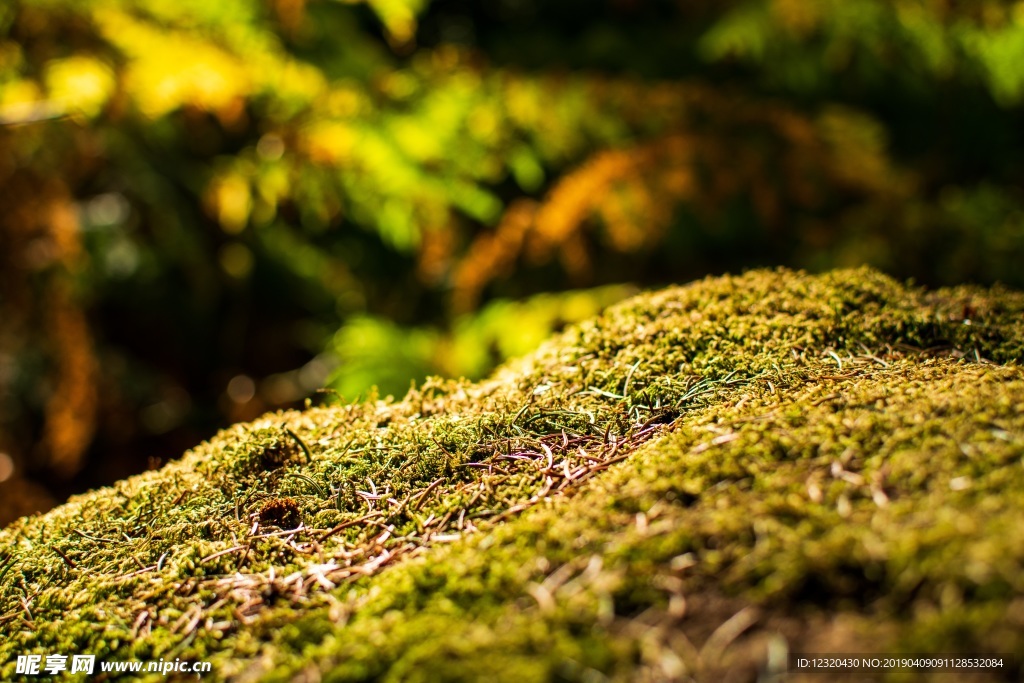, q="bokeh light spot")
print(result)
[227,375,256,404]
[219,242,254,279]
[0,452,14,483]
